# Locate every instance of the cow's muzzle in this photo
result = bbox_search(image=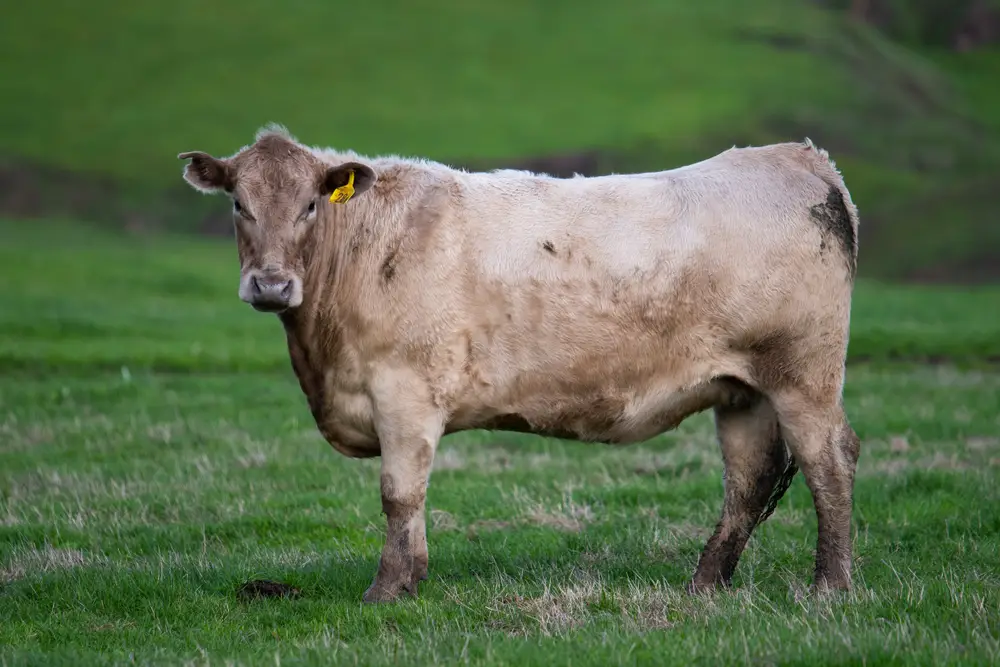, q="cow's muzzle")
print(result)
[242,270,302,313]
